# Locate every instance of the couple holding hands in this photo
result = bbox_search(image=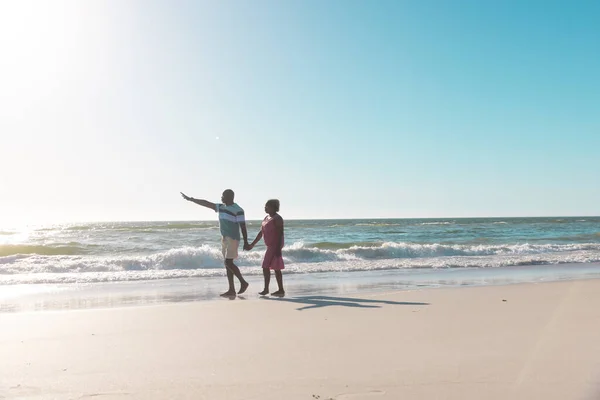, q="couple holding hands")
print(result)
[181,189,285,298]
